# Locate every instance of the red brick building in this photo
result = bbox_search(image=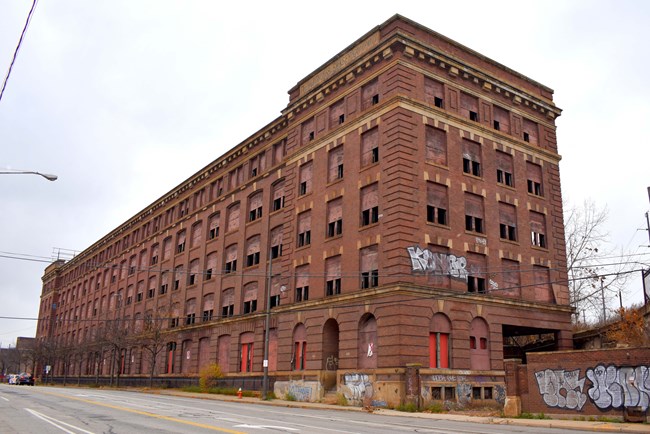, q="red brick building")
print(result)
[36,15,571,401]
